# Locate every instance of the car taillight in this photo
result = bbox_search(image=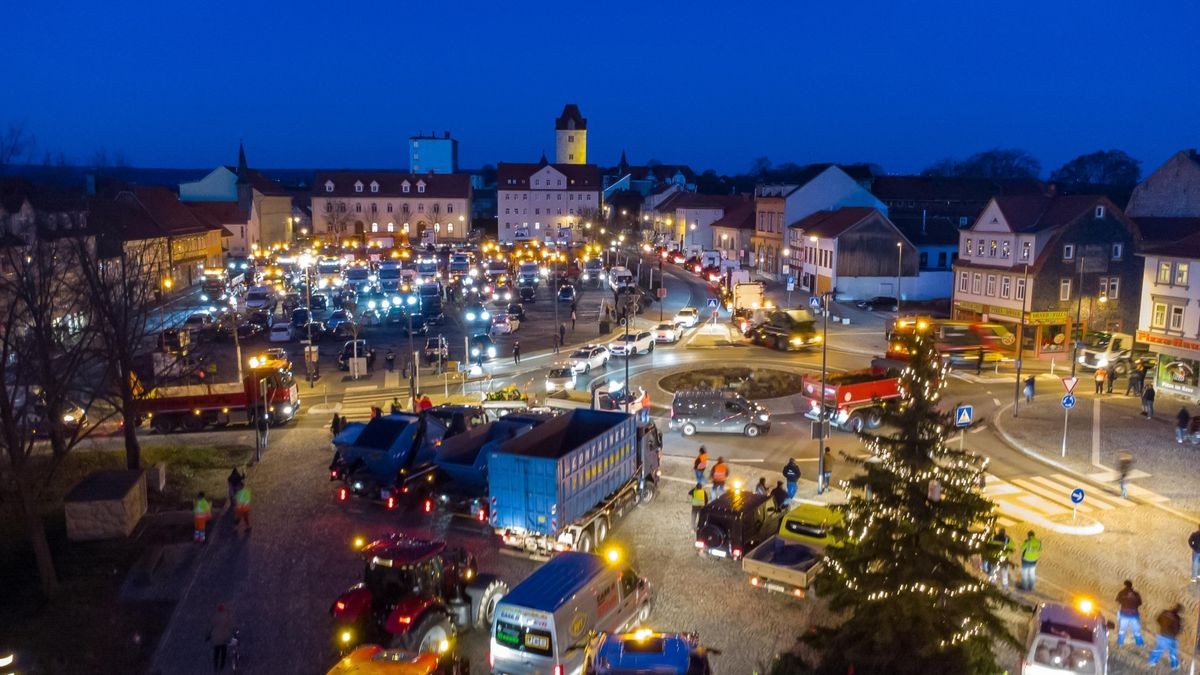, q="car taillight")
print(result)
[330,470,338,478]
[335,600,346,611]
[423,499,433,513]
[477,508,487,522]
[396,615,411,625]
[386,496,396,510]
[750,576,760,586]
[554,665,564,675]
[694,540,705,549]
[338,488,347,502]
[793,589,804,598]
[733,548,743,559]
